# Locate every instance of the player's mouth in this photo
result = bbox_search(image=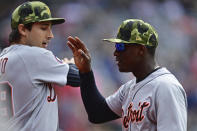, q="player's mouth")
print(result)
[42,42,48,48]
[115,58,121,66]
